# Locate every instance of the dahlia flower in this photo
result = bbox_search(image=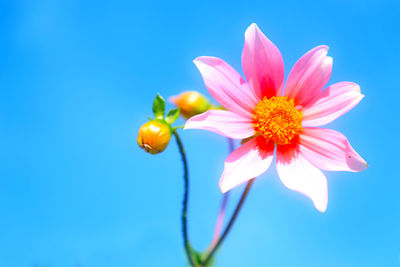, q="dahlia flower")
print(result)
[185,23,367,212]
